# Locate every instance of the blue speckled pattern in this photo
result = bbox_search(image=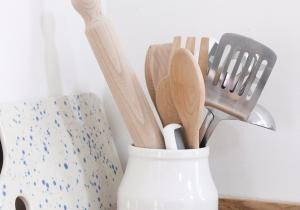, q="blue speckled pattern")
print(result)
[0,93,123,210]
